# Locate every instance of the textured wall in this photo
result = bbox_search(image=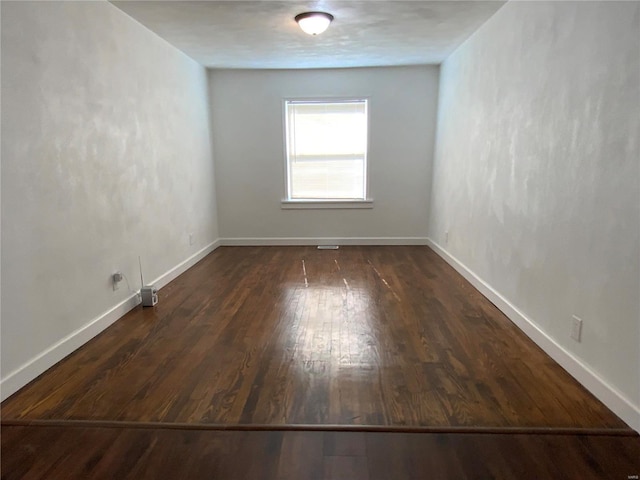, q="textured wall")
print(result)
[211,66,438,240]
[1,2,218,379]
[430,2,639,410]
